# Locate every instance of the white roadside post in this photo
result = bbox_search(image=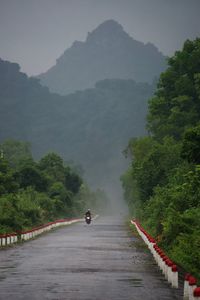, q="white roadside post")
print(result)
[189,276,197,300]
[184,274,191,299]
[193,287,200,300]
[171,265,178,288]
